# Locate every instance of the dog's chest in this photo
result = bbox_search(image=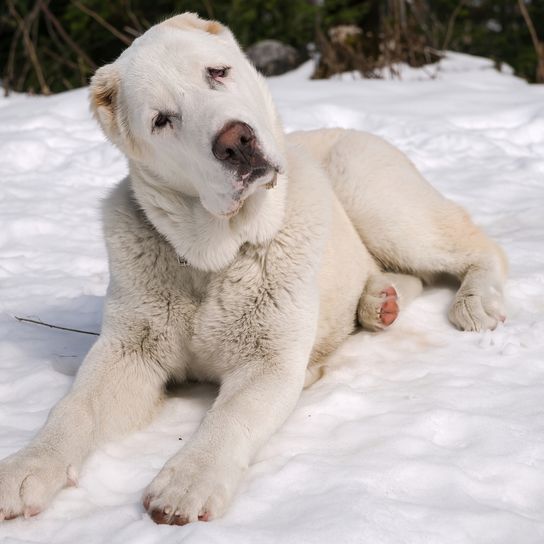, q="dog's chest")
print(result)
[179,247,272,381]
